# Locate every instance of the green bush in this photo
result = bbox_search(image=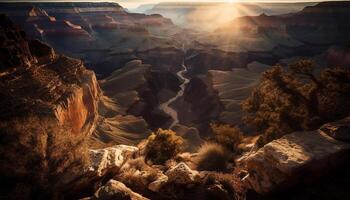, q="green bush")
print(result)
[144,129,184,165]
[211,123,243,152]
[195,143,231,172]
